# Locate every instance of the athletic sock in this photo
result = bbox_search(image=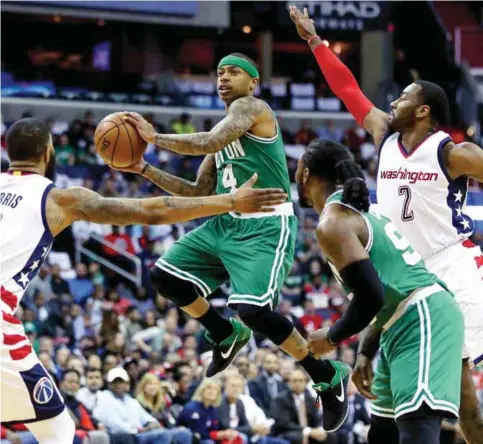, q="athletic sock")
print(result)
[196,305,233,344]
[298,354,336,383]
